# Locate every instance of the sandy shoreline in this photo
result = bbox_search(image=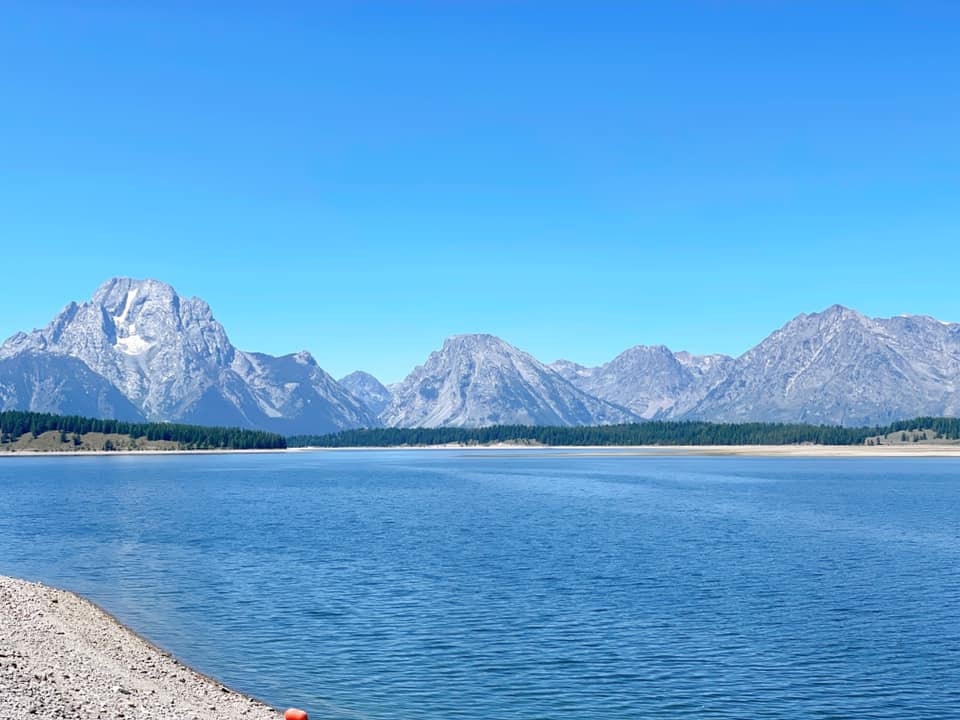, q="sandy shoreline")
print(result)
[0,575,280,719]
[0,448,290,458]
[511,444,960,457]
[3,443,960,458]
[313,443,960,457]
